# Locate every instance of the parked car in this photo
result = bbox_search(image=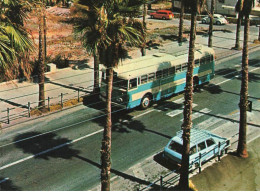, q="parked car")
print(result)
[150,10,174,20]
[201,14,228,25]
[163,128,230,170]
